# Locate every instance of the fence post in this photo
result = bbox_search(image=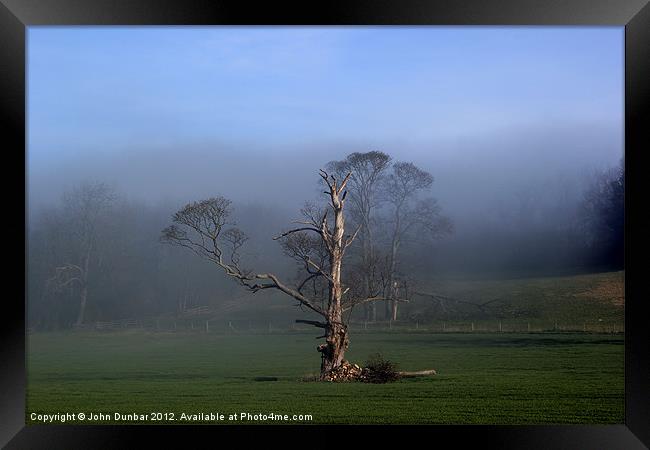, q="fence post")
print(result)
[443,322,446,332]
[499,321,502,333]
[471,322,474,332]
[206,320,209,333]
[416,321,419,330]
[527,322,530,332]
